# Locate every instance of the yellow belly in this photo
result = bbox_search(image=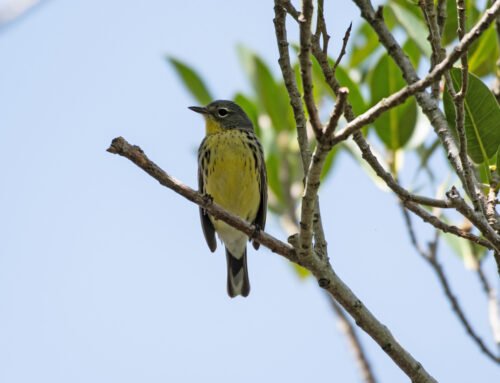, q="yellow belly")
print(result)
[204,131,260,225]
